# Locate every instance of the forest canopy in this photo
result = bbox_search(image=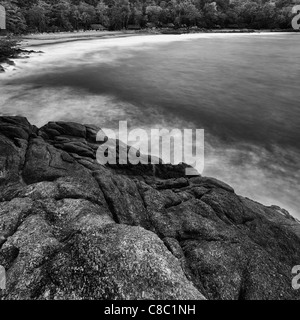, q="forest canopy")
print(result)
[0,0,295,34]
